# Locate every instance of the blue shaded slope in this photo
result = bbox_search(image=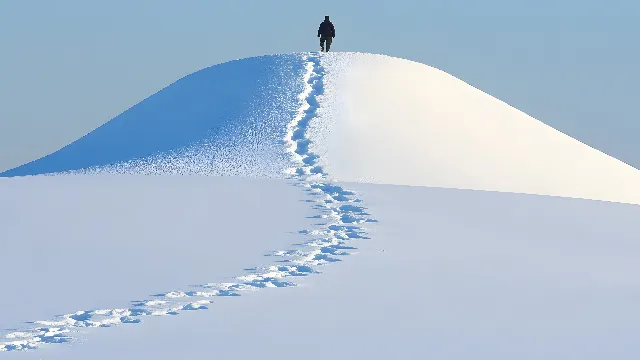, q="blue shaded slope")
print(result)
[1,54,305,177]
